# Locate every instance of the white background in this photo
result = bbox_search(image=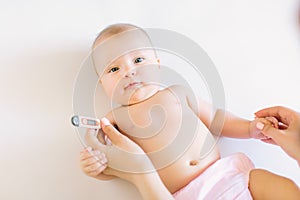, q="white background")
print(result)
[1,0,300,199]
